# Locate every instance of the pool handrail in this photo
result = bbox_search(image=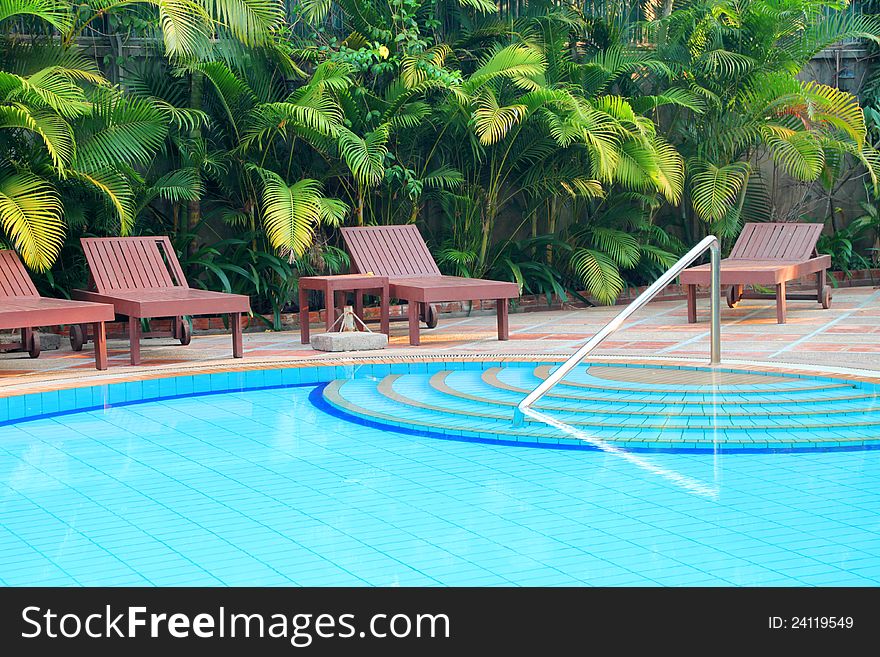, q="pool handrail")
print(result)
[513,235,721,426]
